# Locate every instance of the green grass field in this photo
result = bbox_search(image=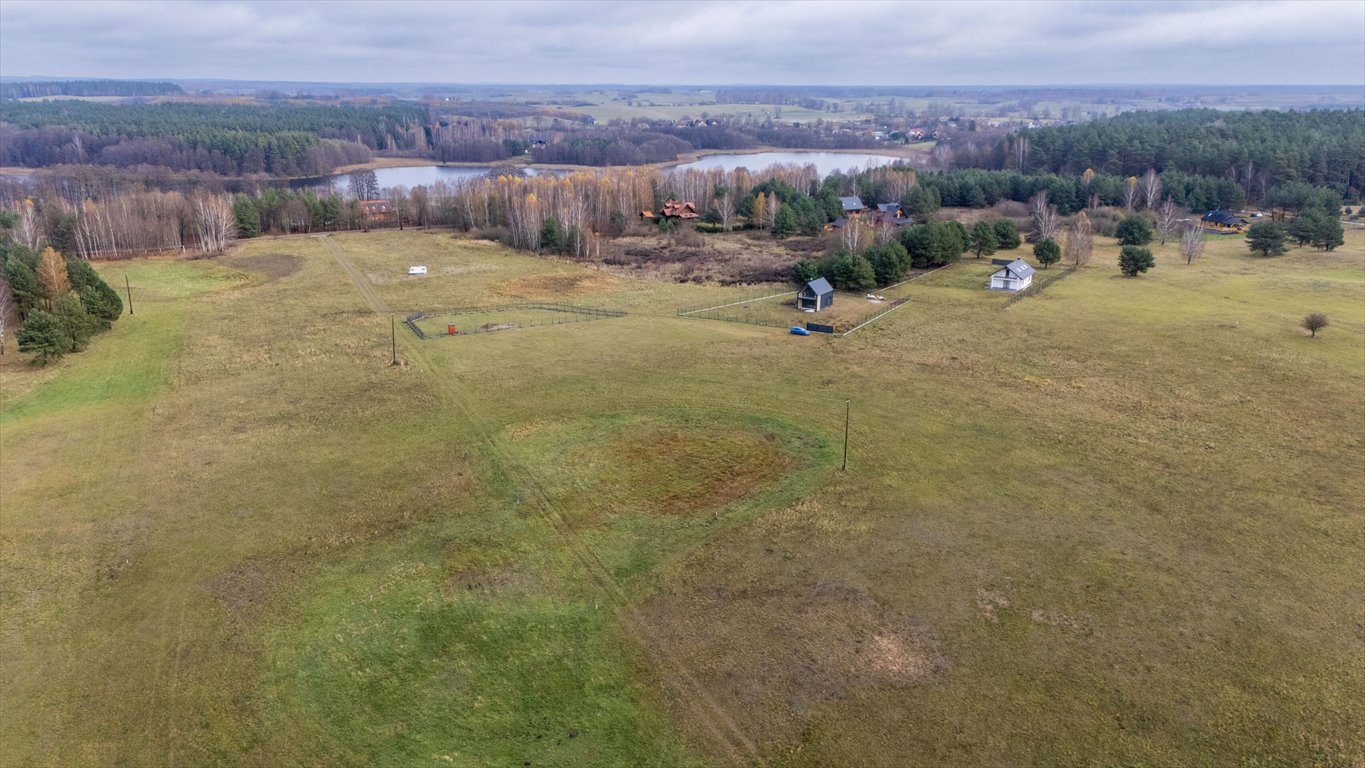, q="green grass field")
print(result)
[1,228,1362,766]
